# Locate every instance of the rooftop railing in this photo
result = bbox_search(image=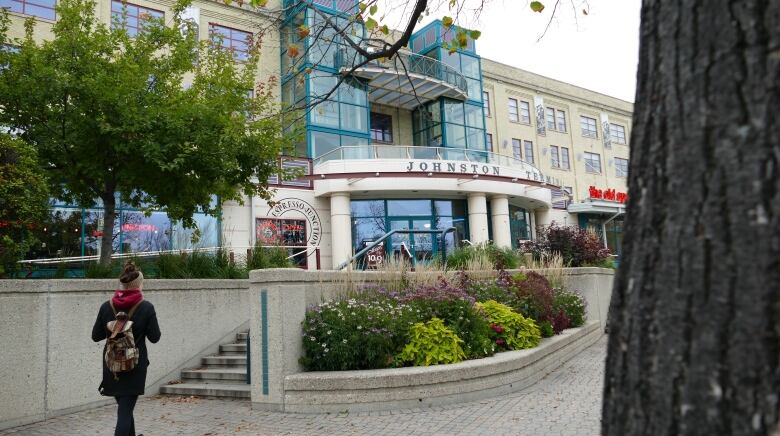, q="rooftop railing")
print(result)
[313,144,543,177]
[336,48,468,97]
